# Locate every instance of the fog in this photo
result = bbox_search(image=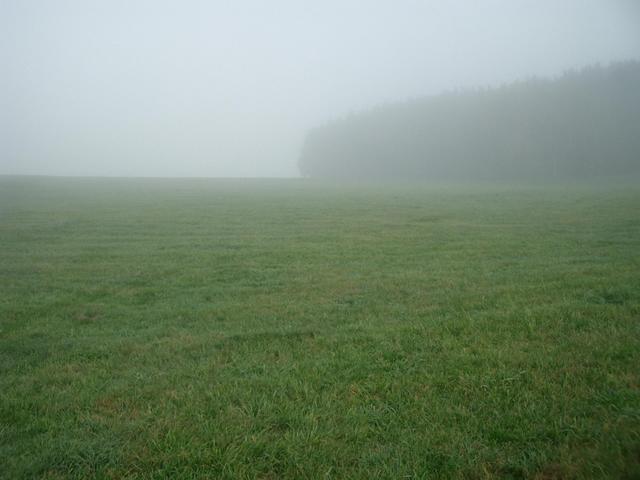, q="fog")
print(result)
[2,0,639,178]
